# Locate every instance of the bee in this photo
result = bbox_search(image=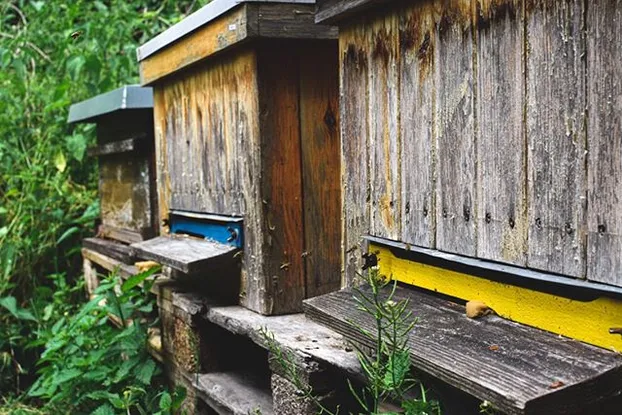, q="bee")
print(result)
[70,30,83,40]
